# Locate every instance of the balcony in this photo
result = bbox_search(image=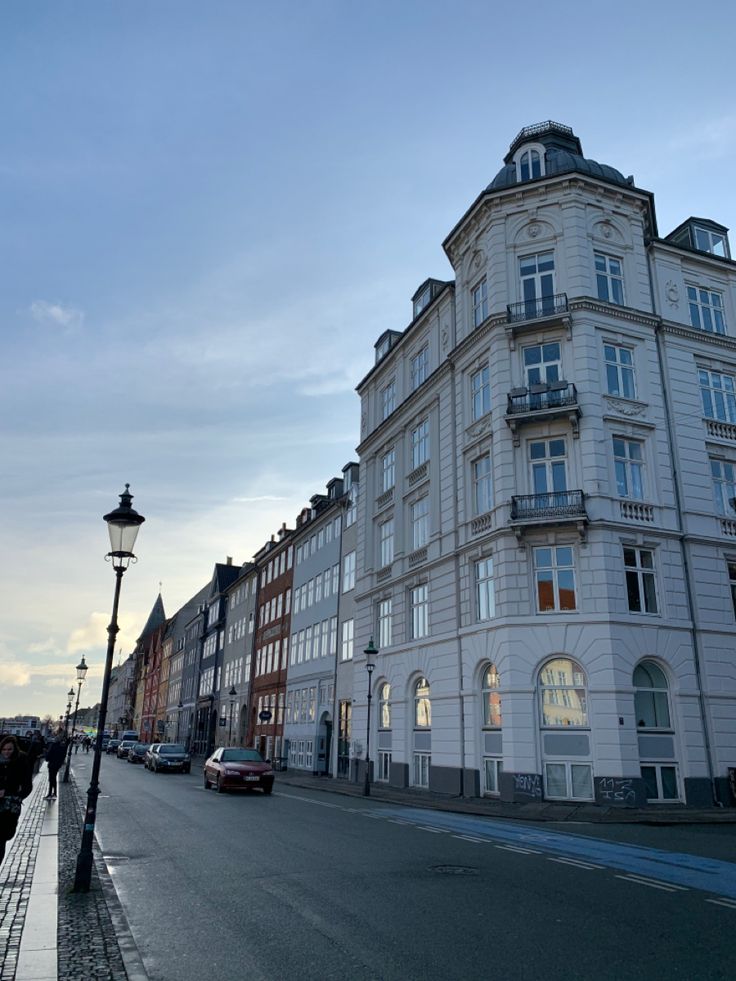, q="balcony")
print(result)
[509,490,587,541]
[505,293,571,348]
[506,381,580,445]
